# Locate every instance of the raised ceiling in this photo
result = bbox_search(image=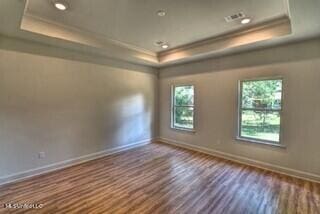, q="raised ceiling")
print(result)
[0,0,319,67]
[26,0,287,52]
